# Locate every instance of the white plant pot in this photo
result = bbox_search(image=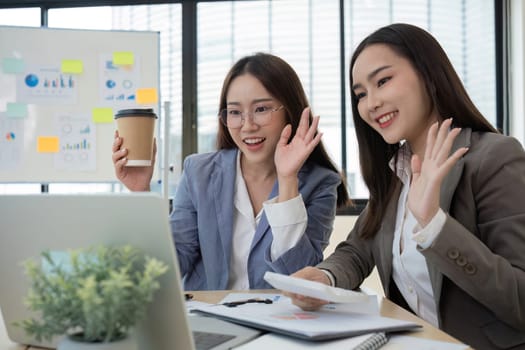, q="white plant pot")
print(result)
[57,333,138,350]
